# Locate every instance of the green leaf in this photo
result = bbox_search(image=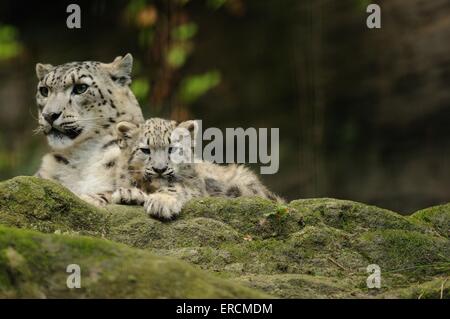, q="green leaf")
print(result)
[167,46,188,68]
[0,24,22,60]
[206,0,227,10]
[126,0,147,17]
[172,23,198,41]
[179,71,221,104]
[131,78,150,103]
